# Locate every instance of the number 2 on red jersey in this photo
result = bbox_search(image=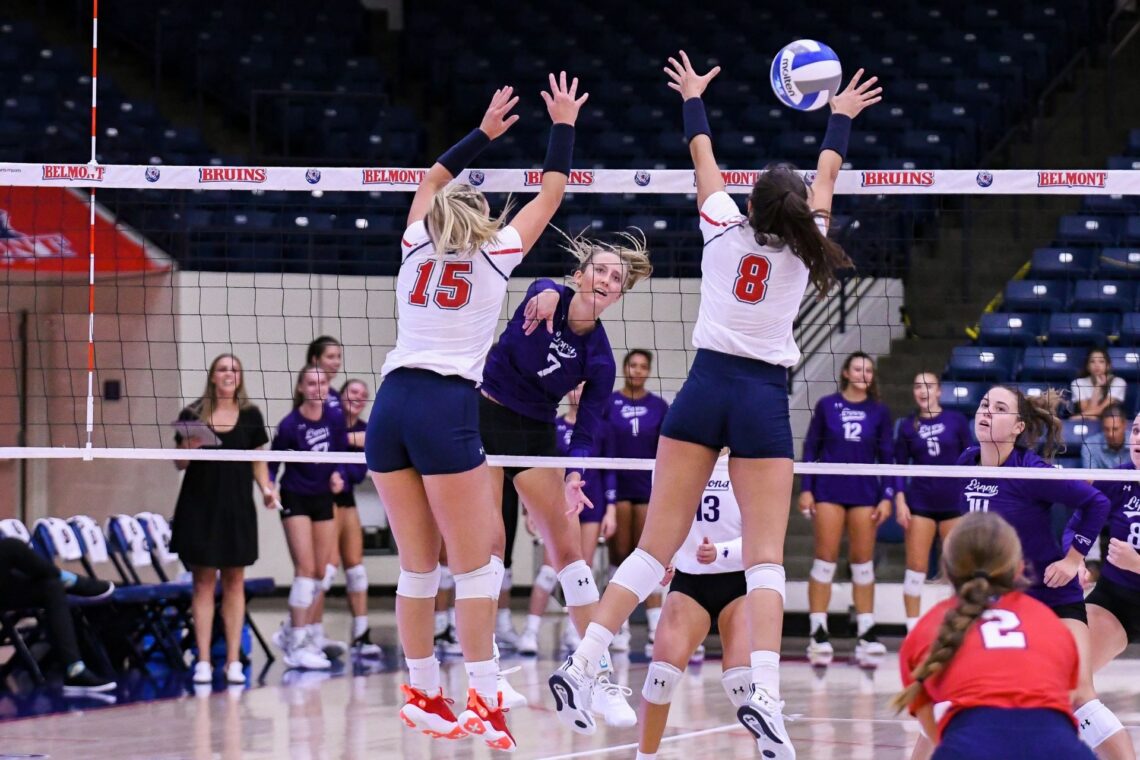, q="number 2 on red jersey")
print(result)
[409,260,473,309]
[733,253,771,304]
